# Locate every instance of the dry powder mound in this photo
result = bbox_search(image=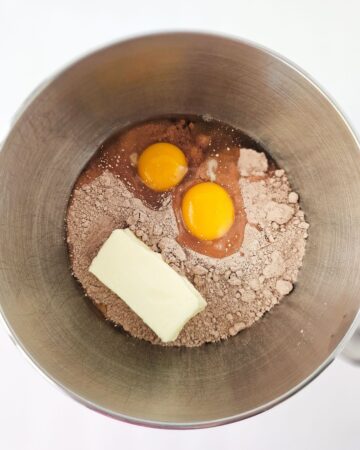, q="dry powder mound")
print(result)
[238,148,268,177]
[66,151,308,347]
